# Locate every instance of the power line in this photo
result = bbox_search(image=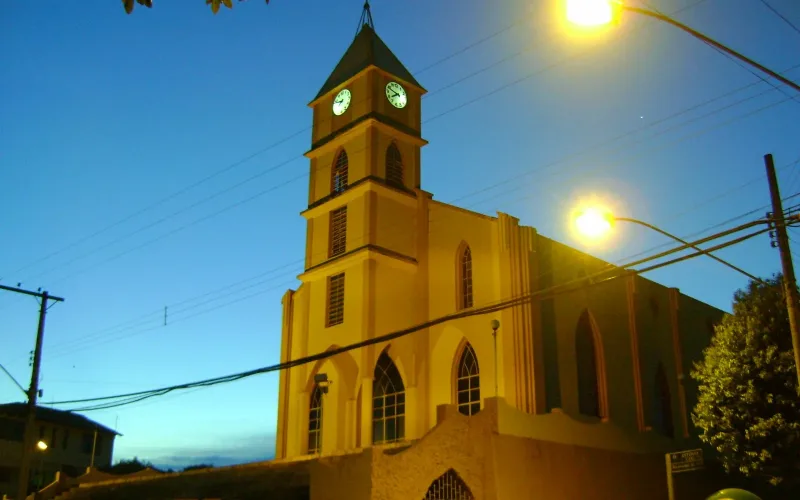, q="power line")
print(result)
[39,145,800,363]
[50,218,772,412]
[25,58,796,298]
[0,362,27,396]
[47,219,769,411]
[757,0,800,36]
[41,149,798,363]
[2,0,714,290]
[0,11,559,282]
